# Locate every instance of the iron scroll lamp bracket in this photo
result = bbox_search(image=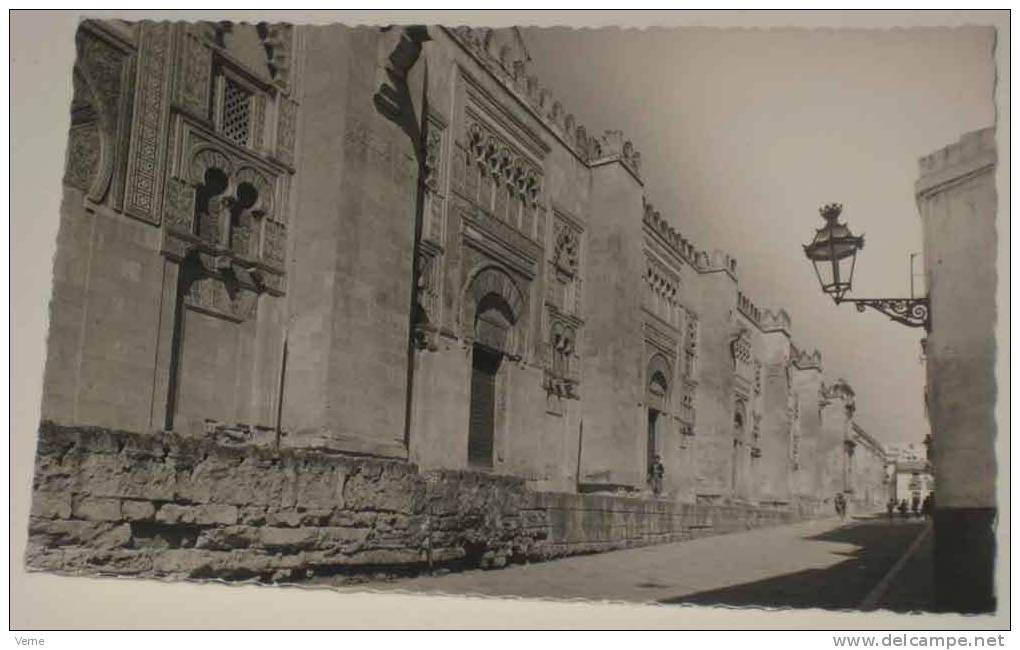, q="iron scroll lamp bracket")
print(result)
[832,295,931,331]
